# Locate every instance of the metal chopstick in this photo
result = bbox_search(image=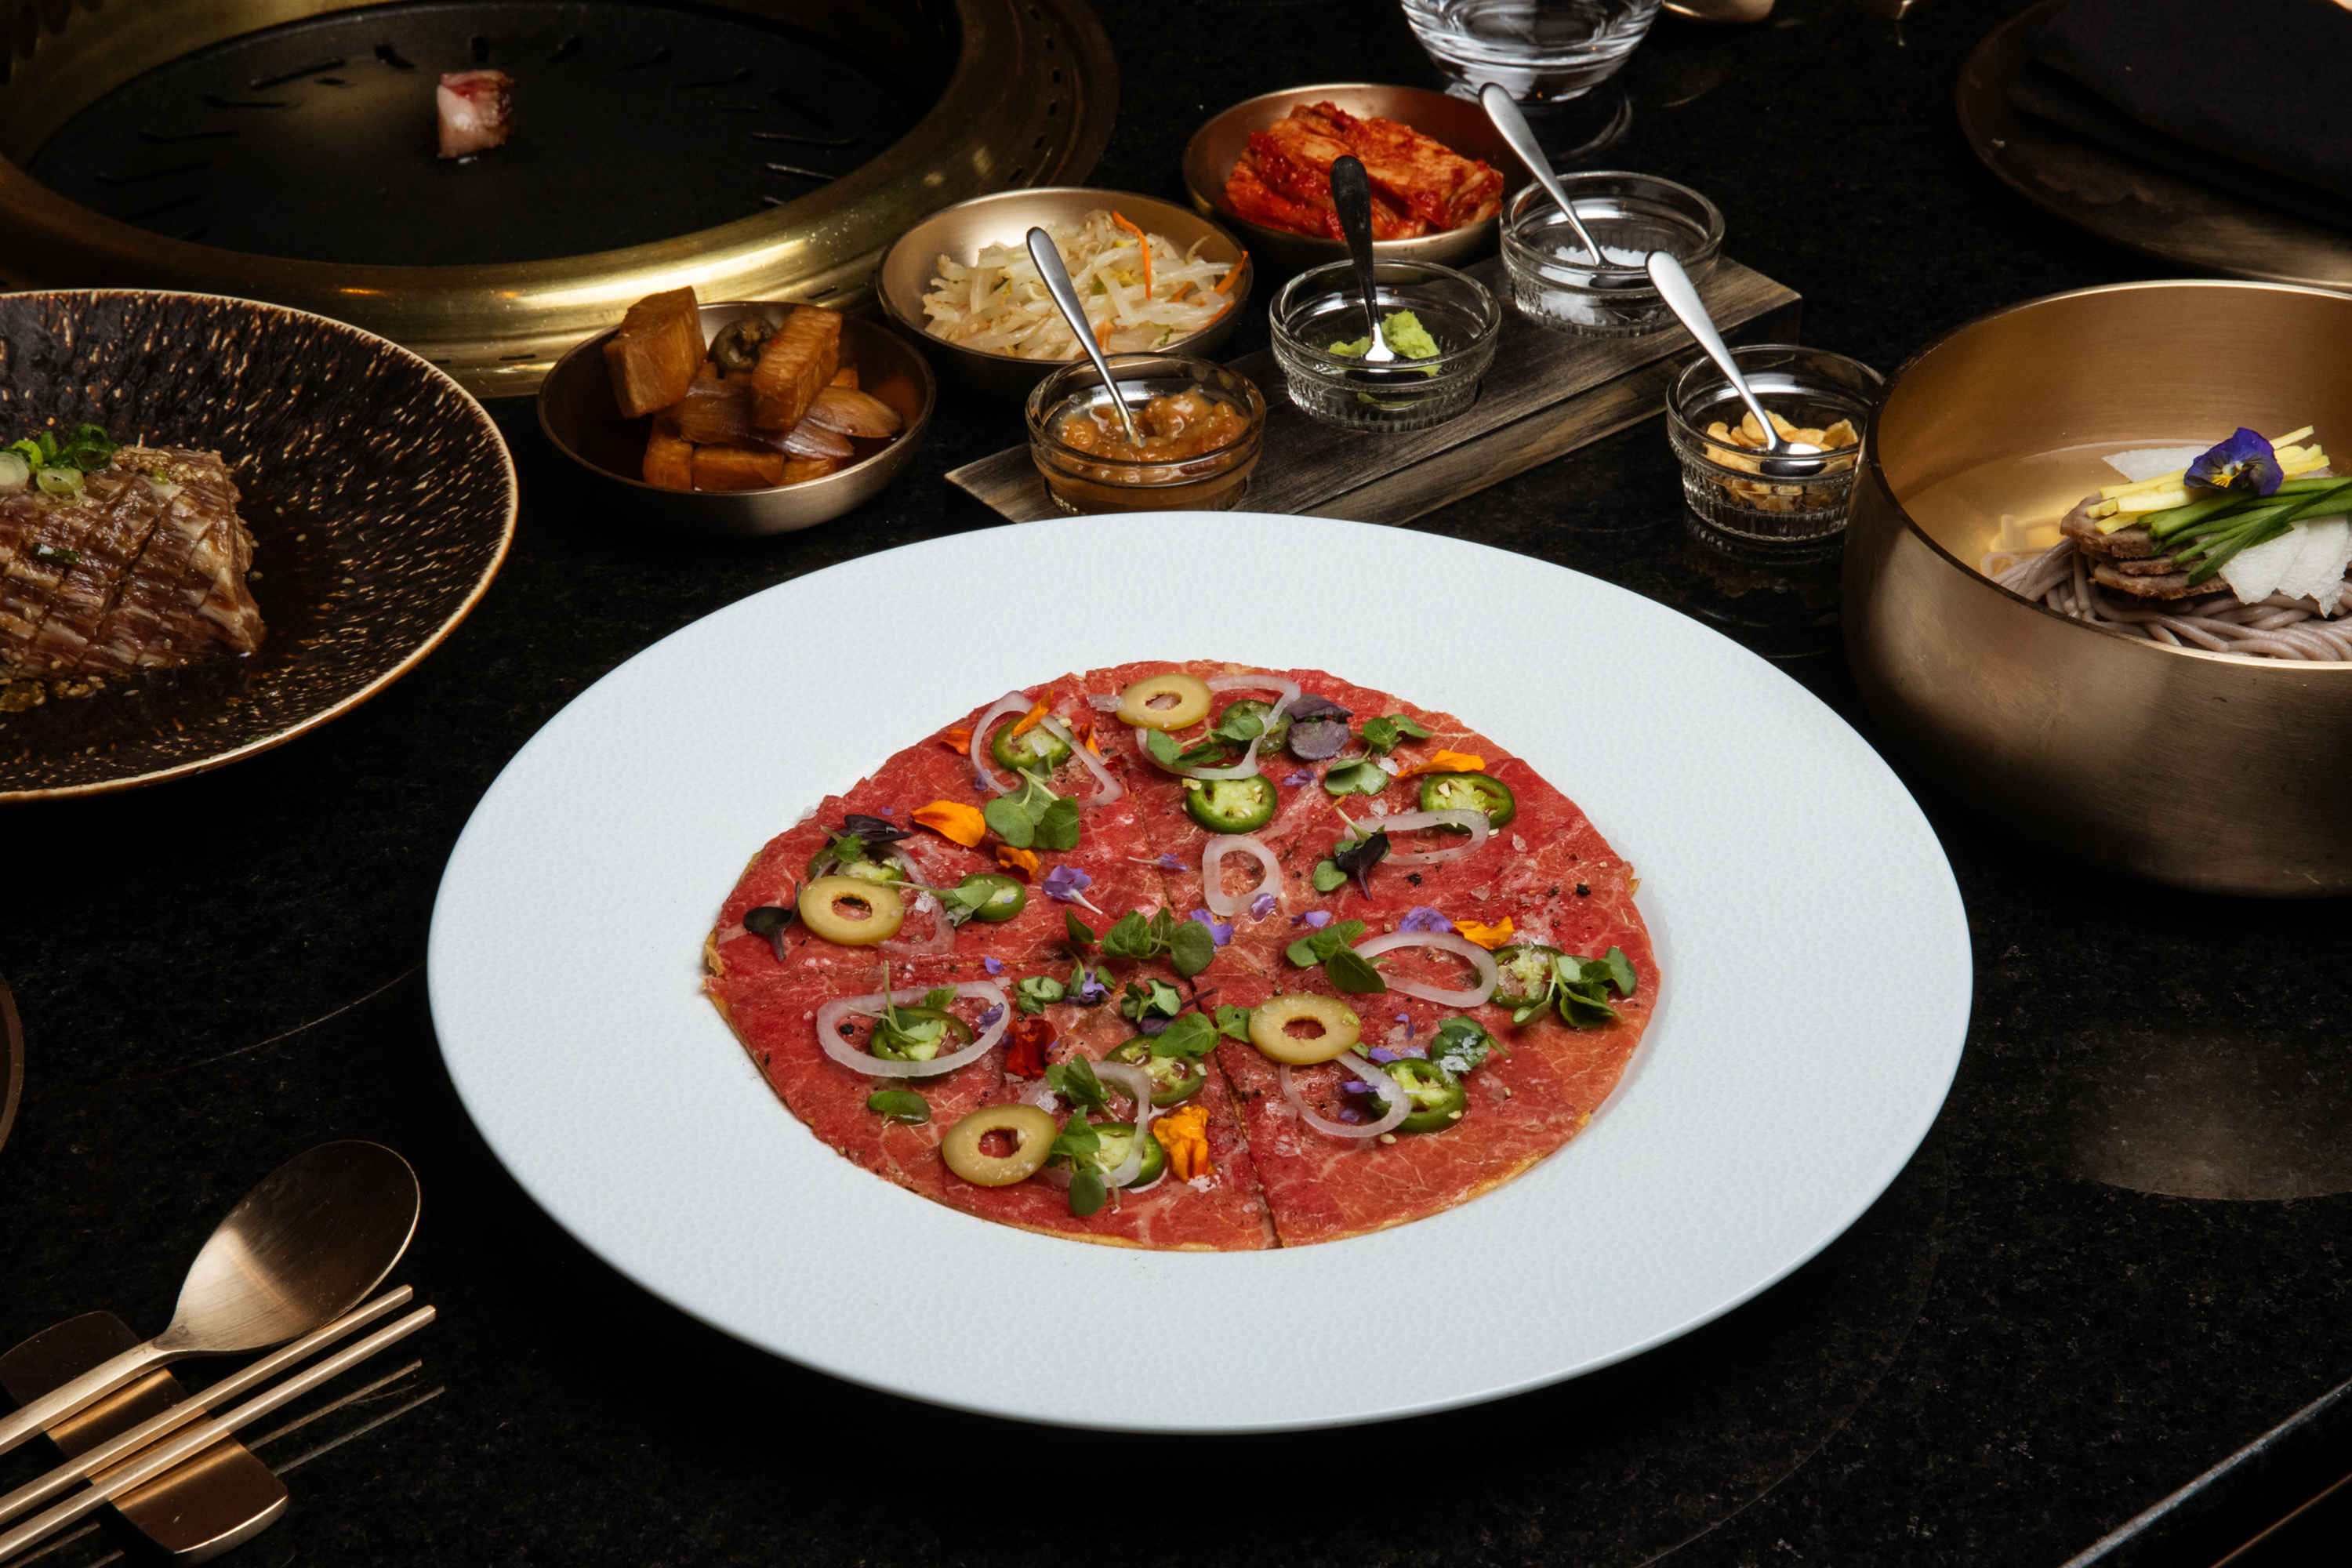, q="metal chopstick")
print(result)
[0,1286,414,1533]
[0,1305,436,1563]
